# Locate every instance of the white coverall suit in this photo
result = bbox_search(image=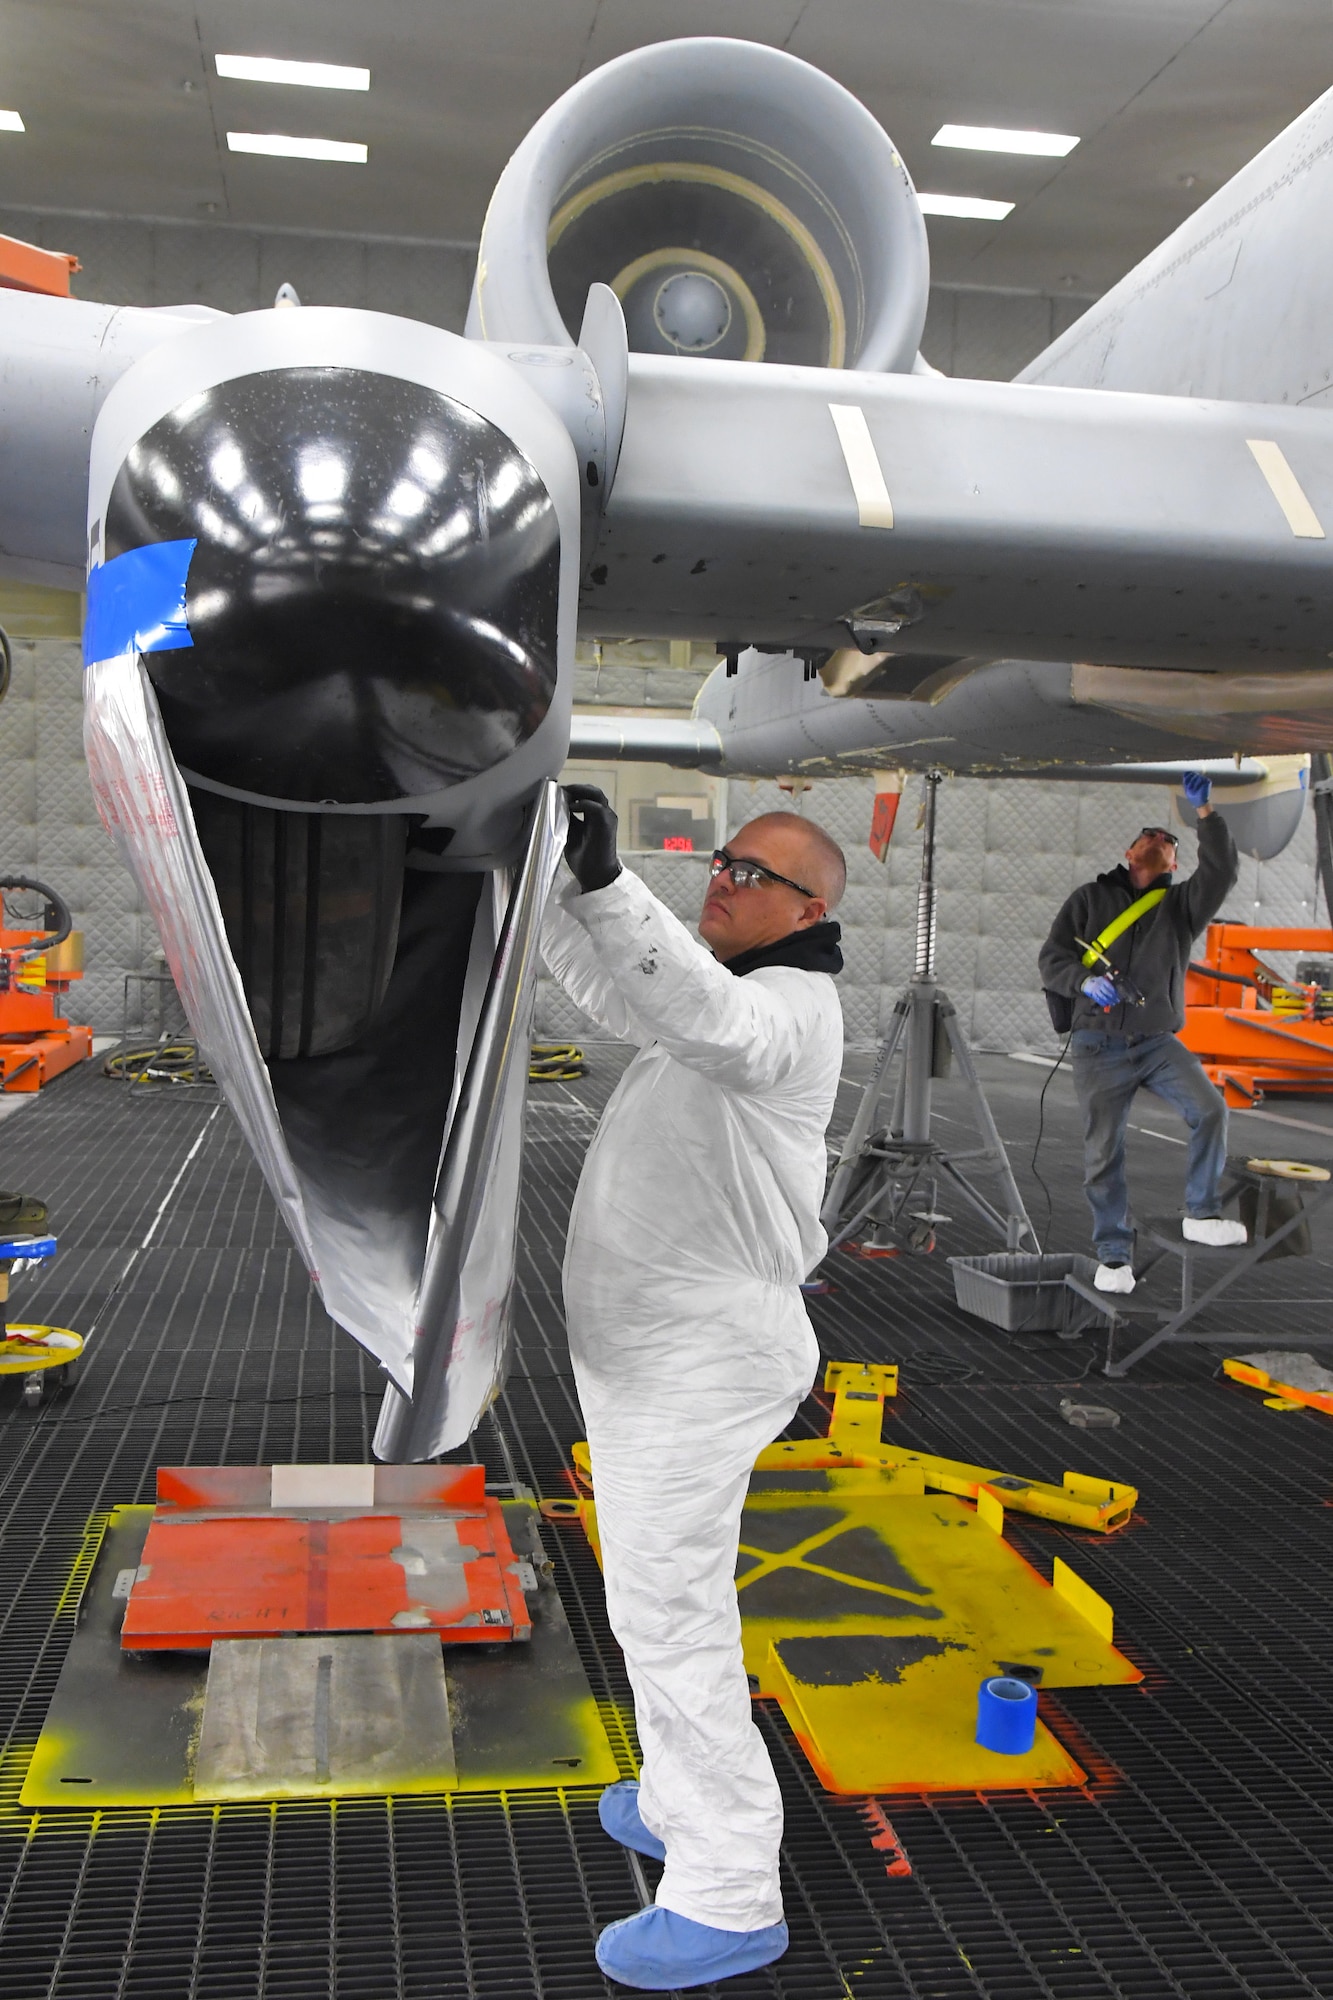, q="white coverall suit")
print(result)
[542,865,843,1932]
